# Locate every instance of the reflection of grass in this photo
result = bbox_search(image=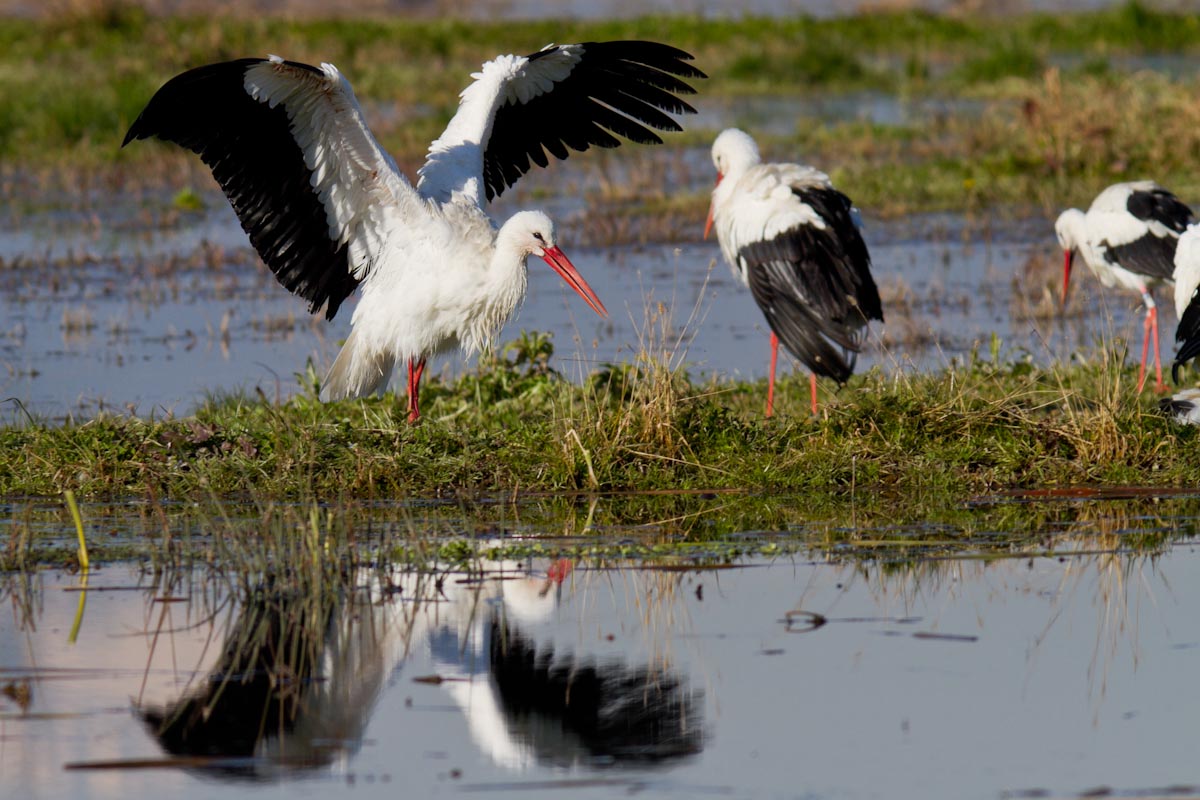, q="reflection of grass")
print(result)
[2,468,1195,572]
